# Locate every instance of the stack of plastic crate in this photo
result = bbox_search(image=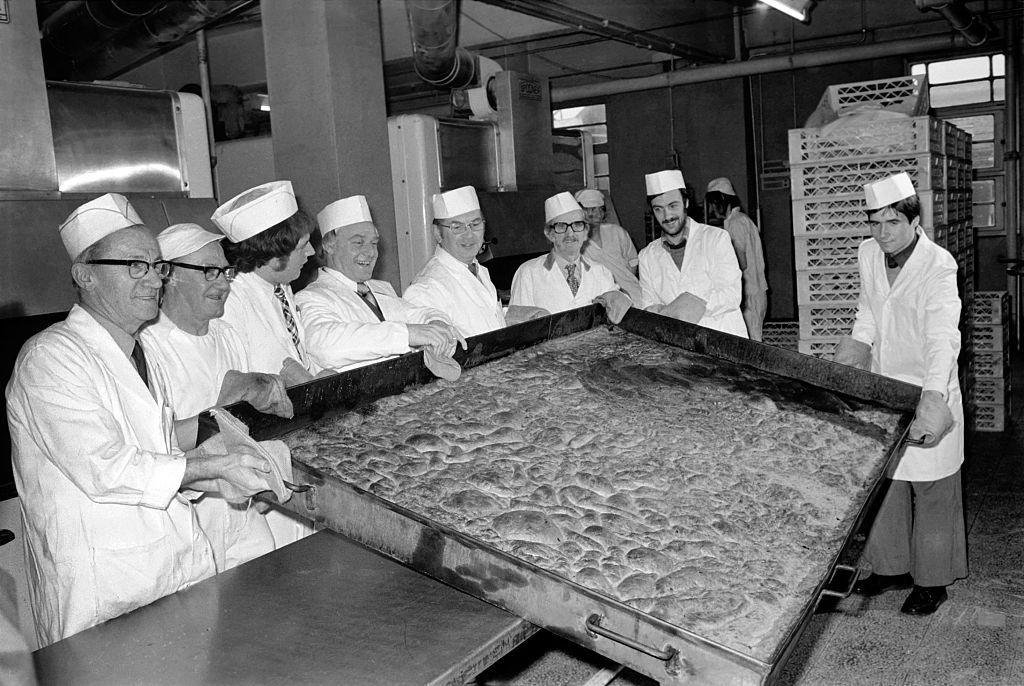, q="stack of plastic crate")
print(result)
[968,291,1010,431]
[762,321,799,350]
[789,76,950,359]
